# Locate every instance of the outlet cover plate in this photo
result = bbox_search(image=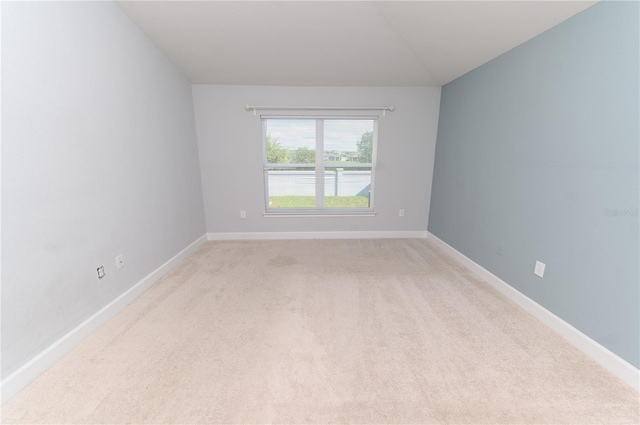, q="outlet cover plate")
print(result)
[534,260,545,278]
